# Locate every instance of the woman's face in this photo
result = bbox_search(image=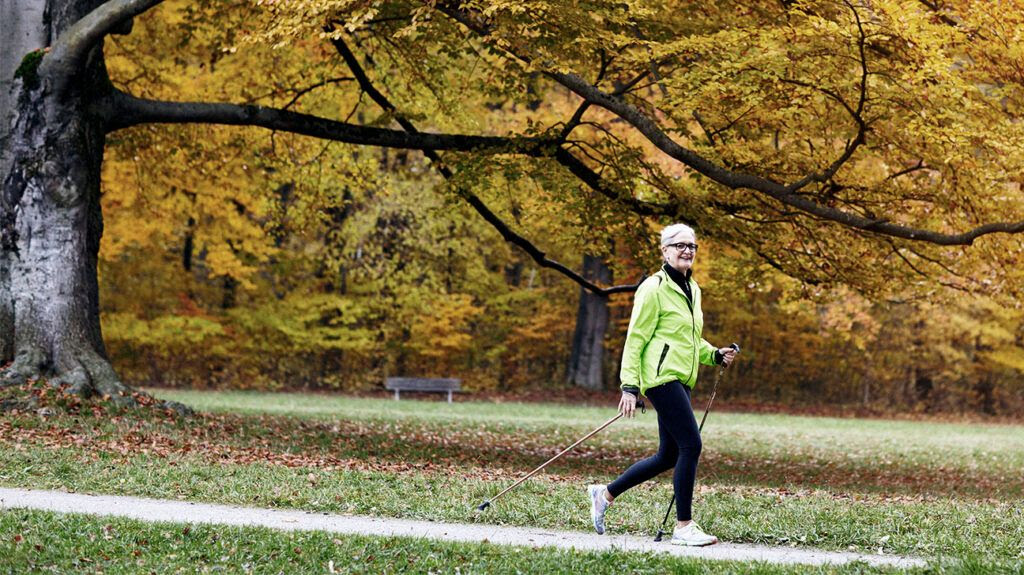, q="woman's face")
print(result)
[661,229,698,273]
